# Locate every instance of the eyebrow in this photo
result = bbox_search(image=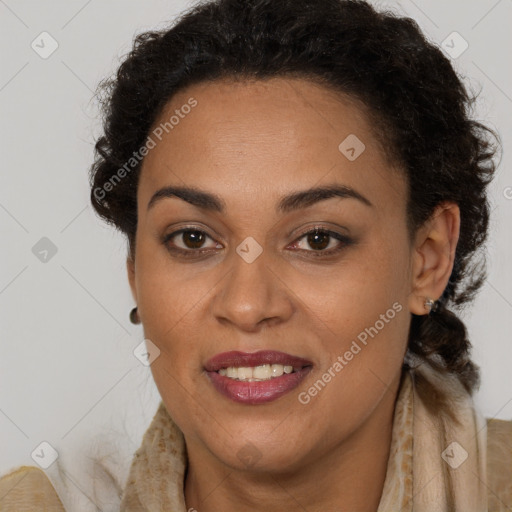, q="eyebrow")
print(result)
[147,183,373,213]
